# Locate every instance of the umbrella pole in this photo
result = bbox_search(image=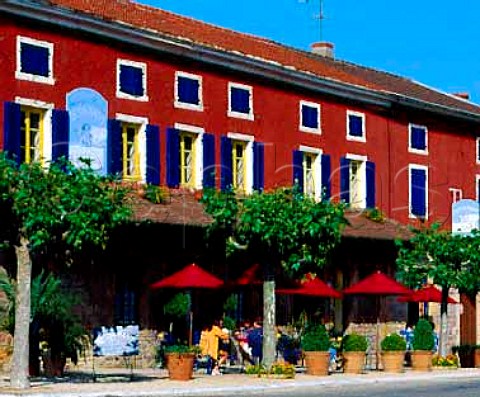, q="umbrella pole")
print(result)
[376,296,380,370]
[189,311,193,347]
